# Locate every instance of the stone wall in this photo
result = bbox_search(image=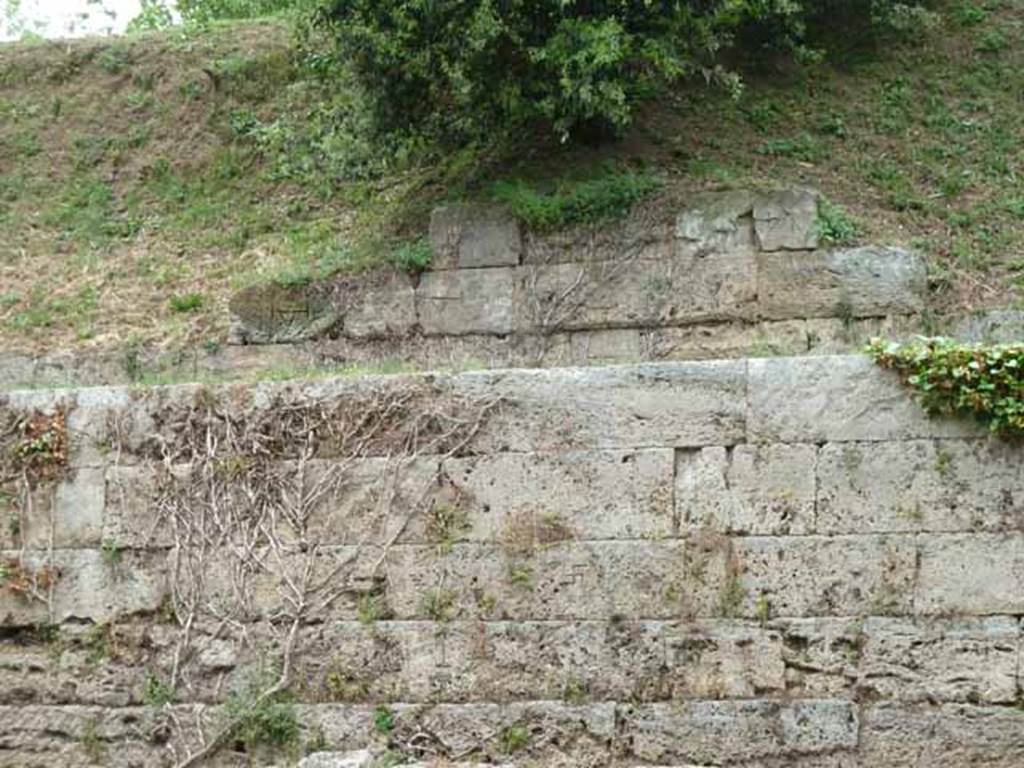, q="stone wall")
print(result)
[2,355,1023,766]
[228,189,933,369]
